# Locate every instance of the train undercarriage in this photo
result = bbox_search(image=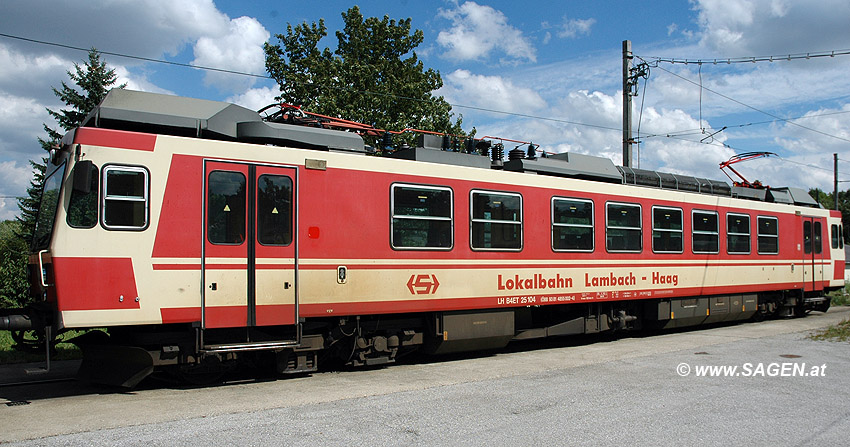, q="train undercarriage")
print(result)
[2,288,836,388]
